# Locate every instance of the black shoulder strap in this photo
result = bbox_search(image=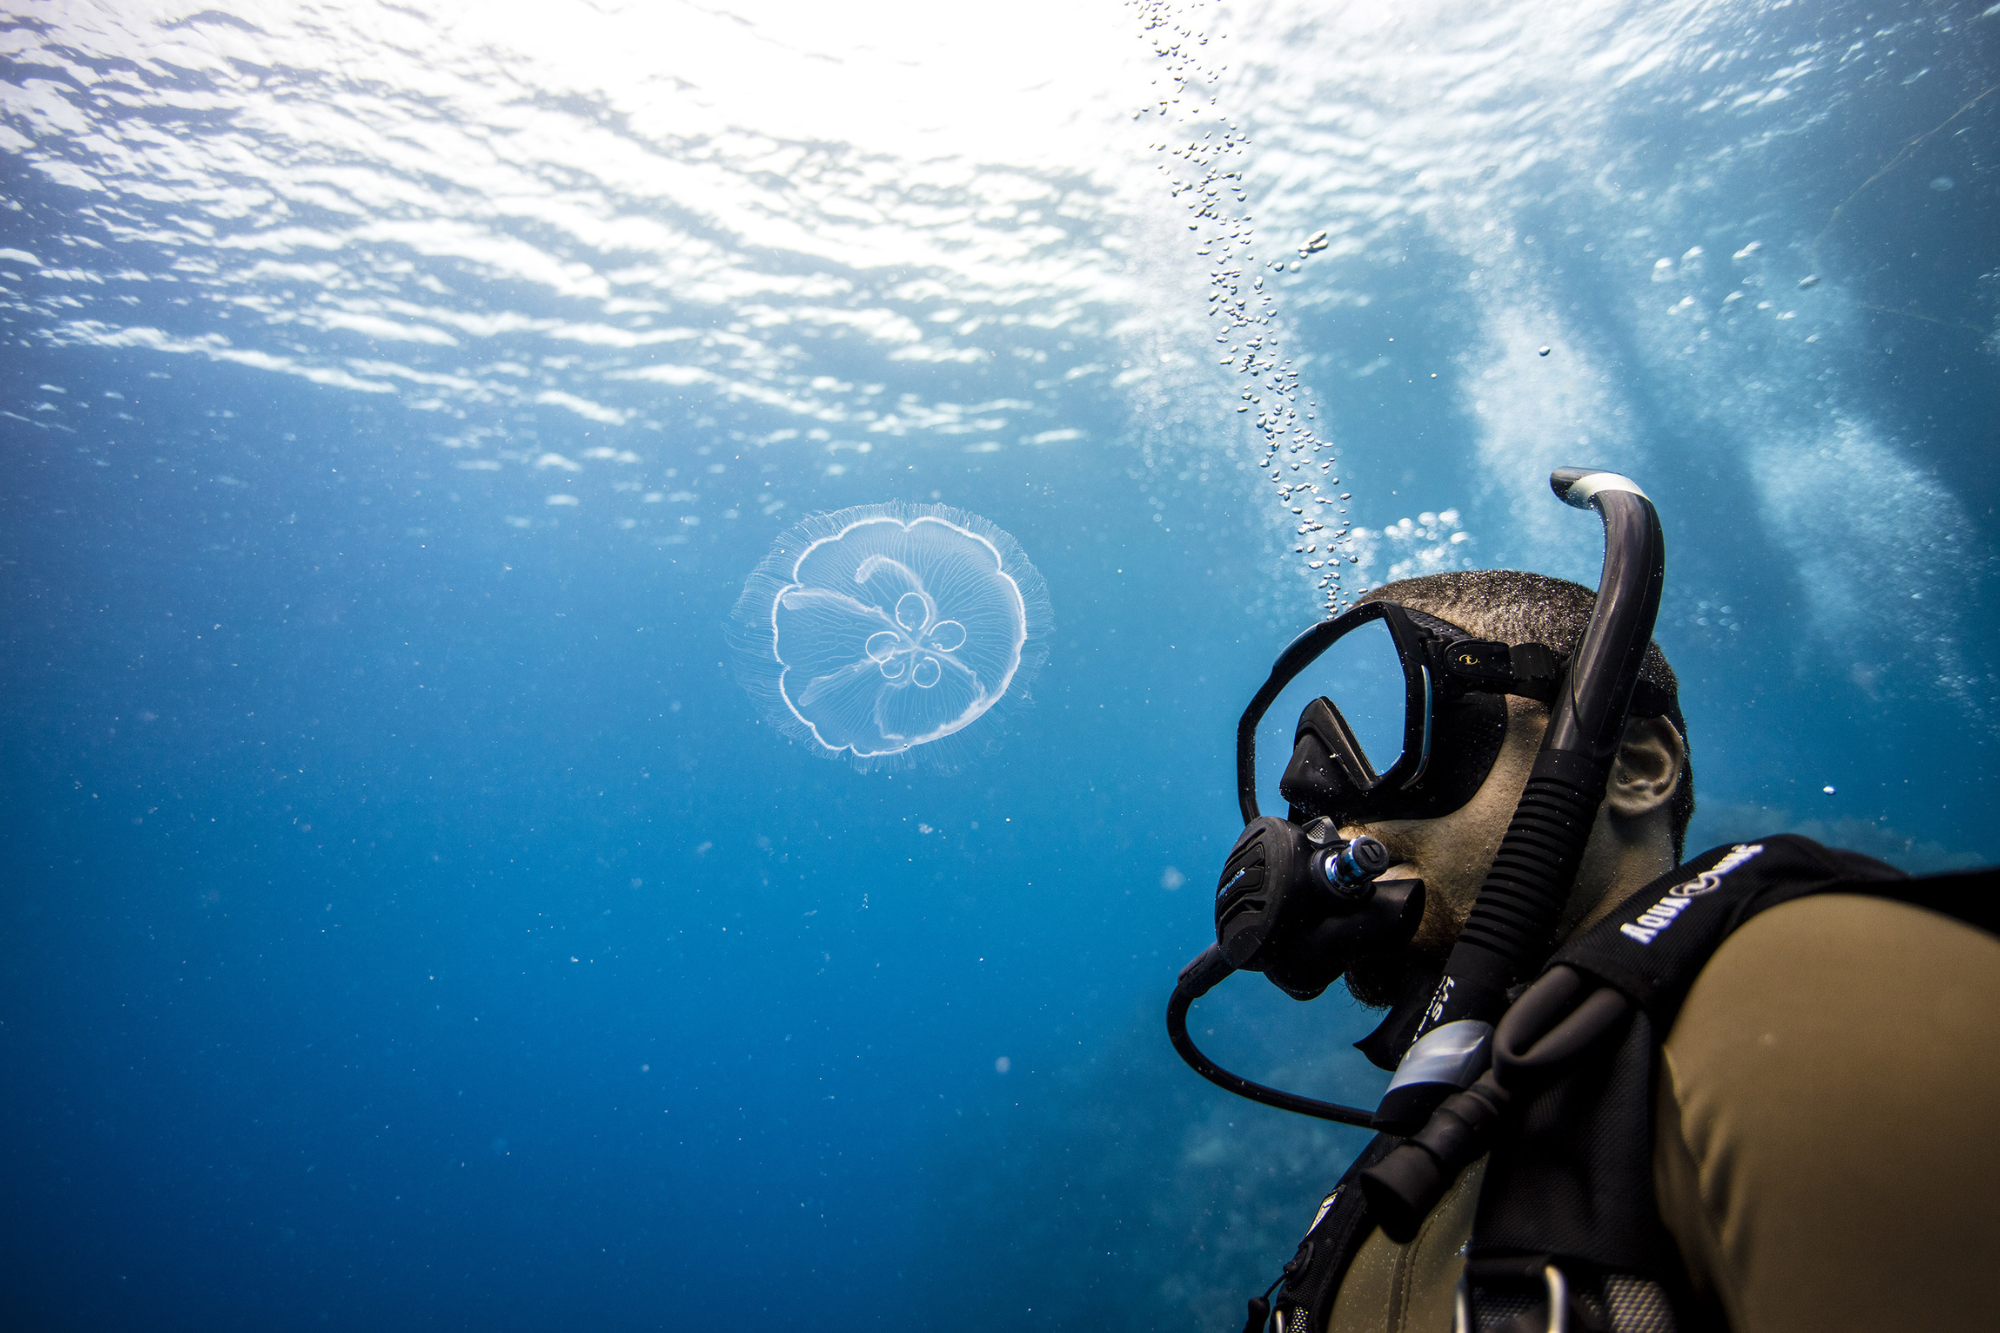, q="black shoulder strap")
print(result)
[1262,1133,1398,1333]
[1470,838,1996,1329]
[1247,839,1997,1333]
[1547,834,1910,1028]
